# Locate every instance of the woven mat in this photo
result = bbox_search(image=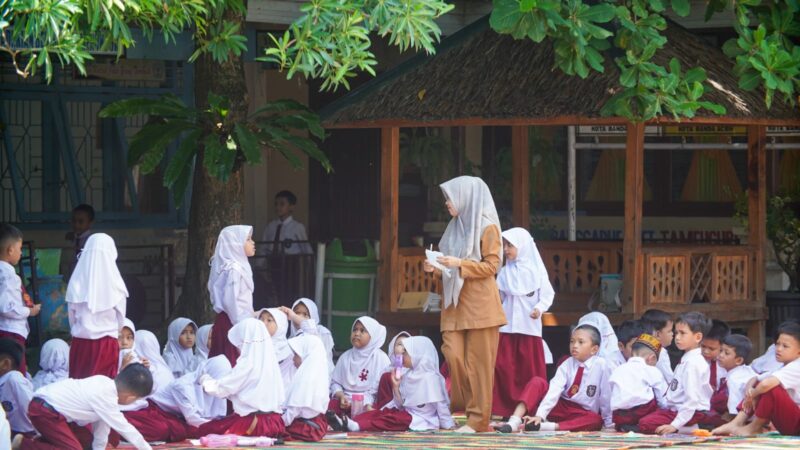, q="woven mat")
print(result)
[668,433,800,449]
